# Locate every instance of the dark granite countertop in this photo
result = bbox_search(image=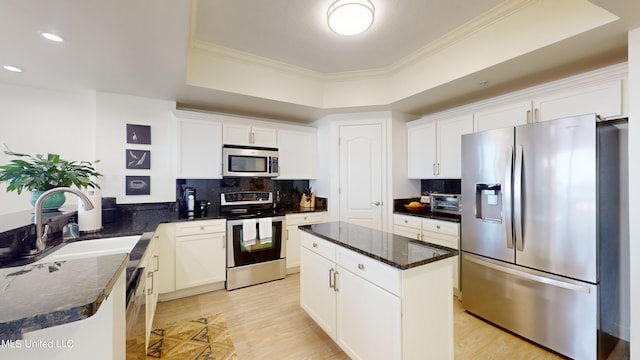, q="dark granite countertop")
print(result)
[299,221,458,270]
[0,253,128,341]
[392,198,461,223]
[0,201,329,340]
